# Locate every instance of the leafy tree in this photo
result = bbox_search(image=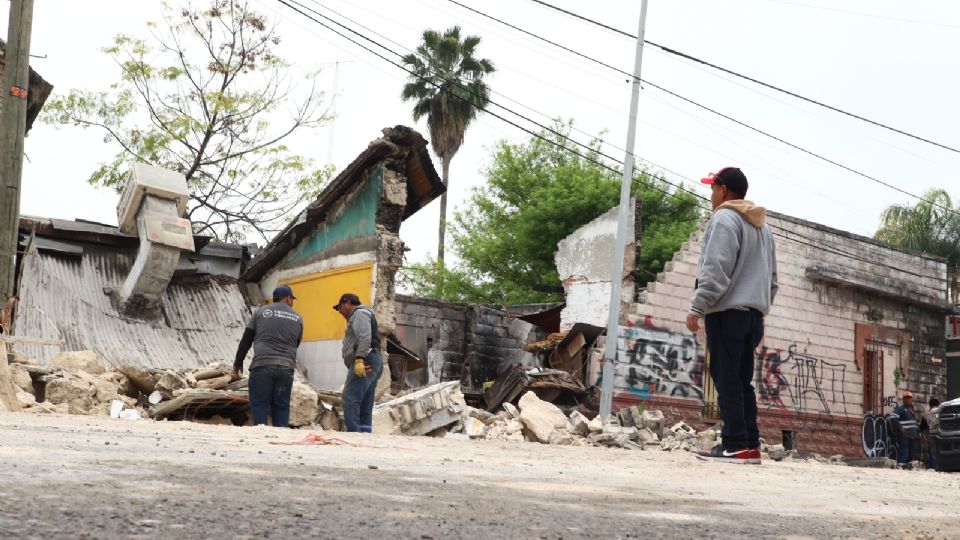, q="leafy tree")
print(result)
[400,26,495,266]
[875,188,960,302]
[45,0,332,242]
[405,121,703,304]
